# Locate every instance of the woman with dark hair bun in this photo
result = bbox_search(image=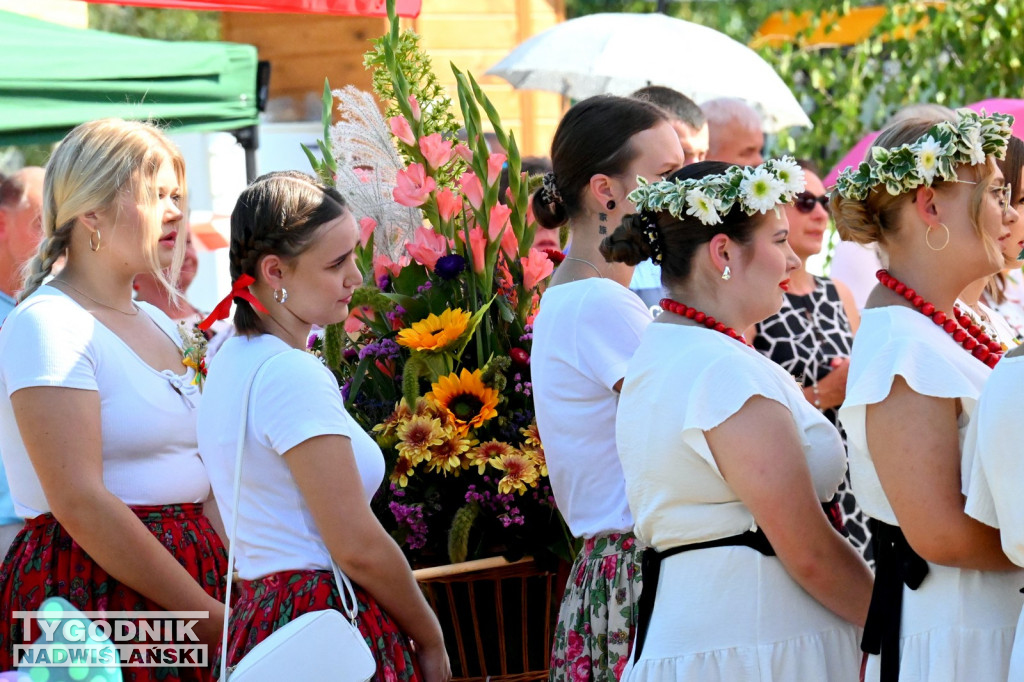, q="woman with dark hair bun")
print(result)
[530,95,684,680]
[610,159,870,680]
